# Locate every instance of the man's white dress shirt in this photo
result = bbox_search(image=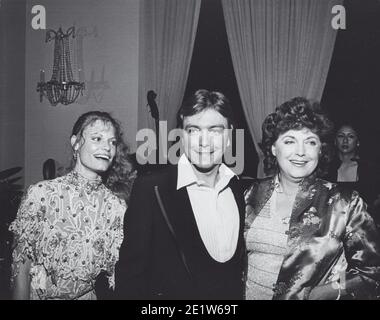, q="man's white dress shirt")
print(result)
[177,154,240,263]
